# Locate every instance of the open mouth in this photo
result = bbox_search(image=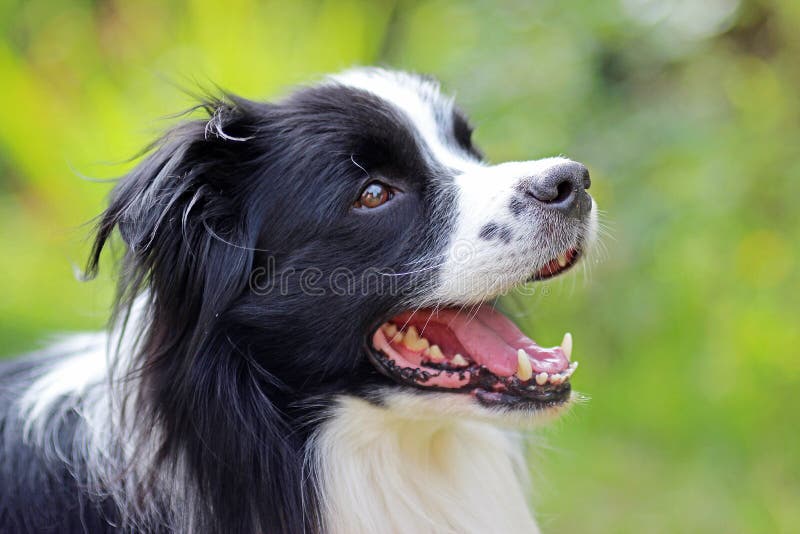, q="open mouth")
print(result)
[369,305,577,410]
[368,247,584,409]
